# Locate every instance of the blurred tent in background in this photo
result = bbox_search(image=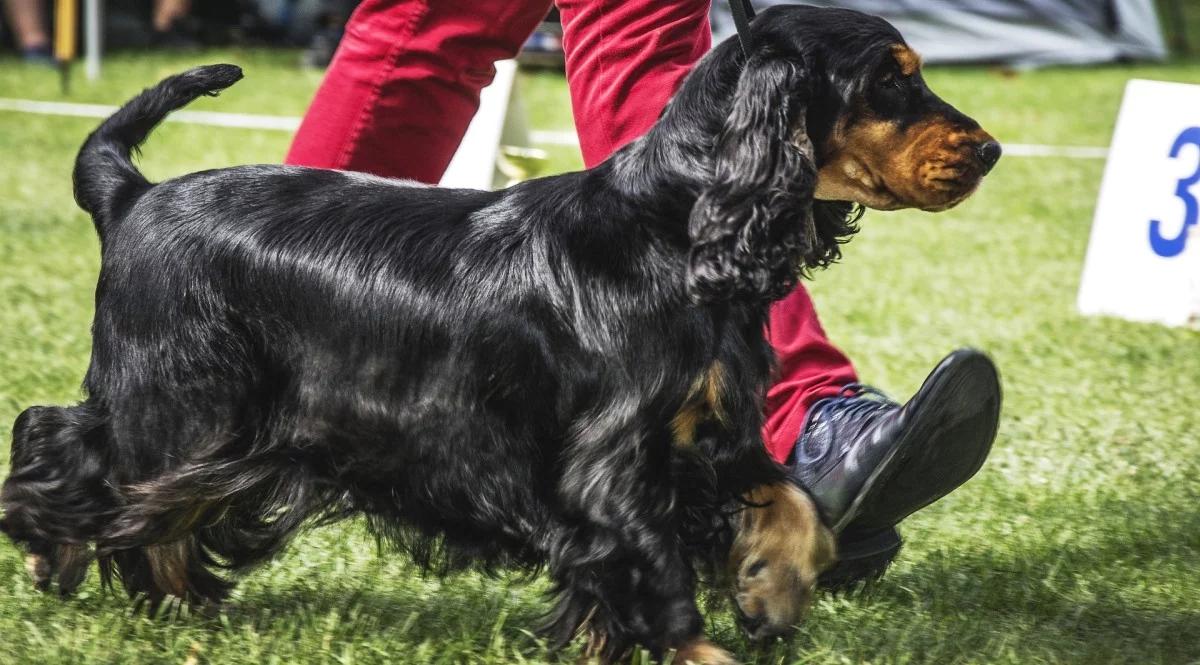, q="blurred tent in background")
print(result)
[712,0,1168,66]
